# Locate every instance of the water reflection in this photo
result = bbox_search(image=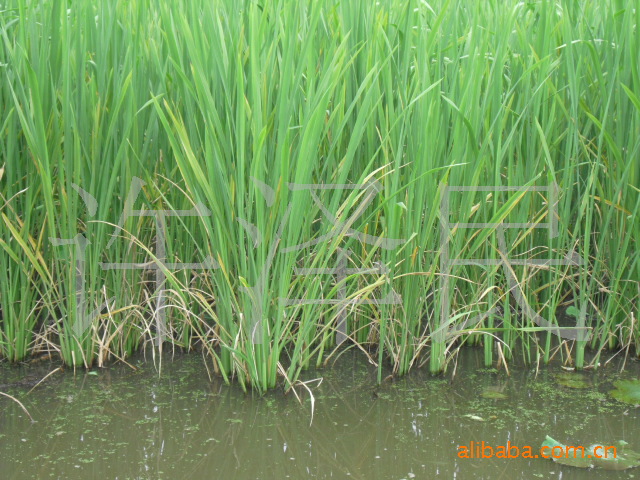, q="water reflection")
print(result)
[0,350,638,479]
